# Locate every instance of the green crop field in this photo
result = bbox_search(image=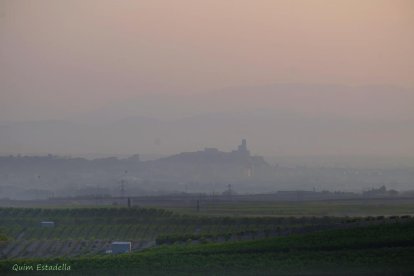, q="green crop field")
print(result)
[3,197,414,217]
[0,205,413,275]
[154,198,414,217]
[1,221,414,275]
[0,206,364,259]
